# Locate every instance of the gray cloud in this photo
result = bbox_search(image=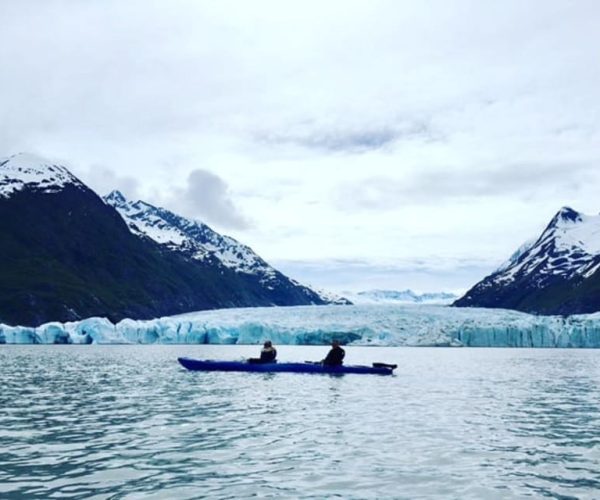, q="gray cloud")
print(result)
[254,119,438,154]
[337,161,599,211]
[171,169,250,230]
